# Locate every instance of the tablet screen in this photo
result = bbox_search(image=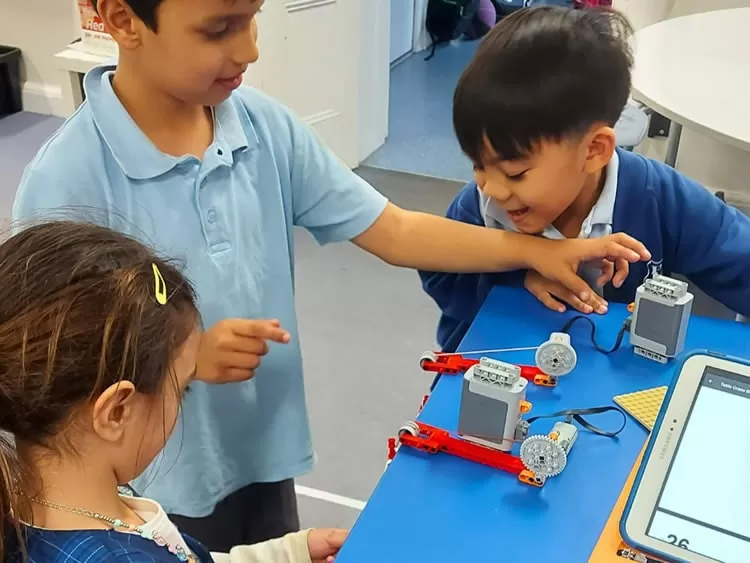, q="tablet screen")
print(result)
[646,367,750,562]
